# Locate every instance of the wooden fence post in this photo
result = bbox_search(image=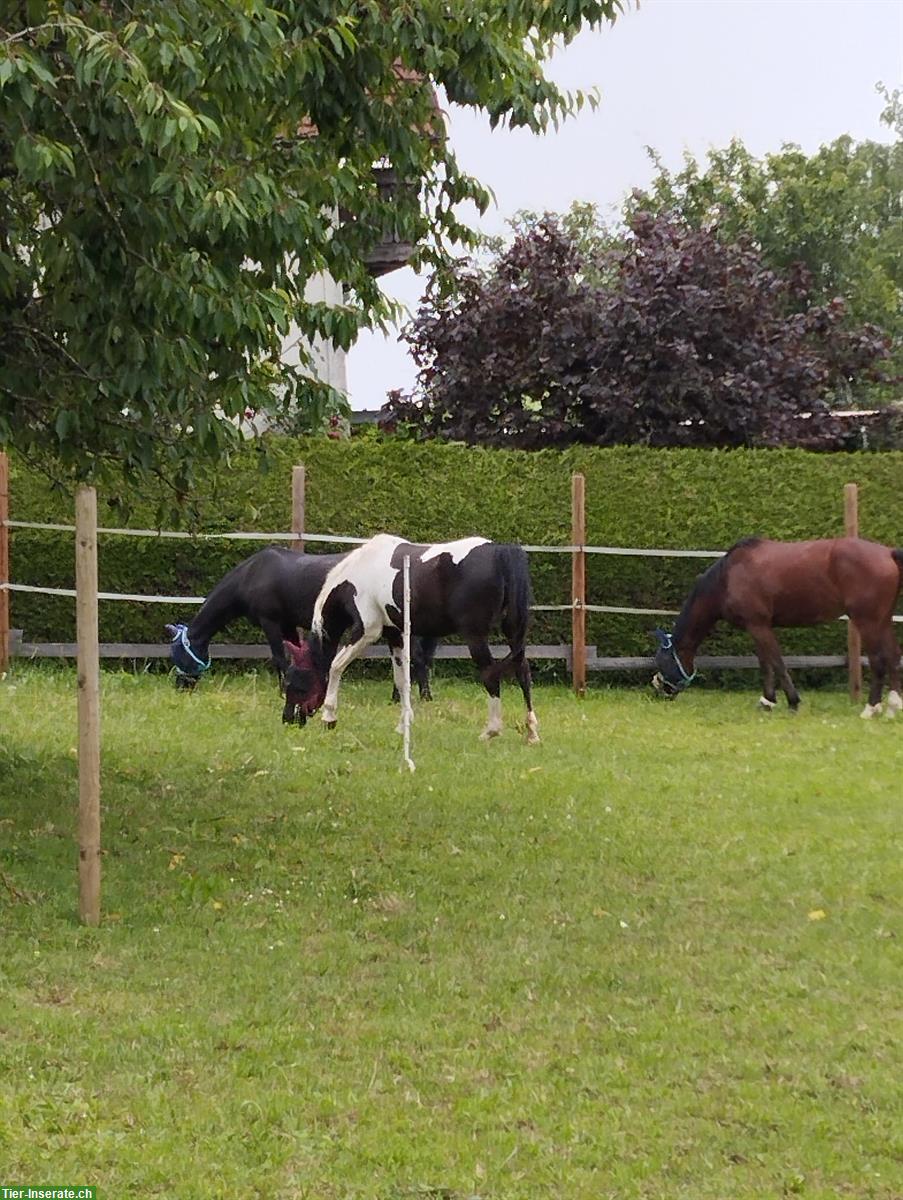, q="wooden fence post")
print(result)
[292,464,305,553]
[0,452,9,675]
[571,472,586,697]
[844,482,862,702]
[76,485,101,926]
